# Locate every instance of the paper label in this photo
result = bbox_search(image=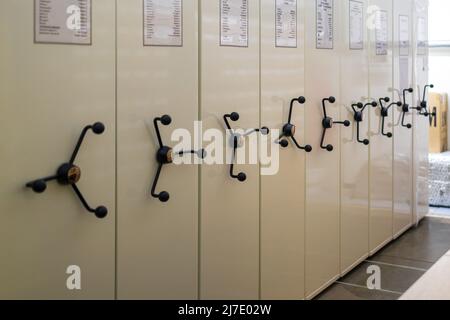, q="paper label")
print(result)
[35,0,91,44]
[375,10,388,55]
[143,0,183,46]
[220,0,249,47]
[399,15,410,56]
[417,17,427,55]
[275,0,297,48]
[316,0,334,49]
[349,0,364,50]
